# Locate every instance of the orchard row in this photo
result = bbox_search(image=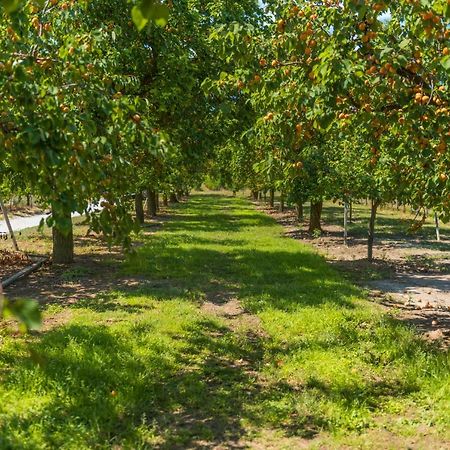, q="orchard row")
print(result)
[0,0,262,262]
[206,0,450,259]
